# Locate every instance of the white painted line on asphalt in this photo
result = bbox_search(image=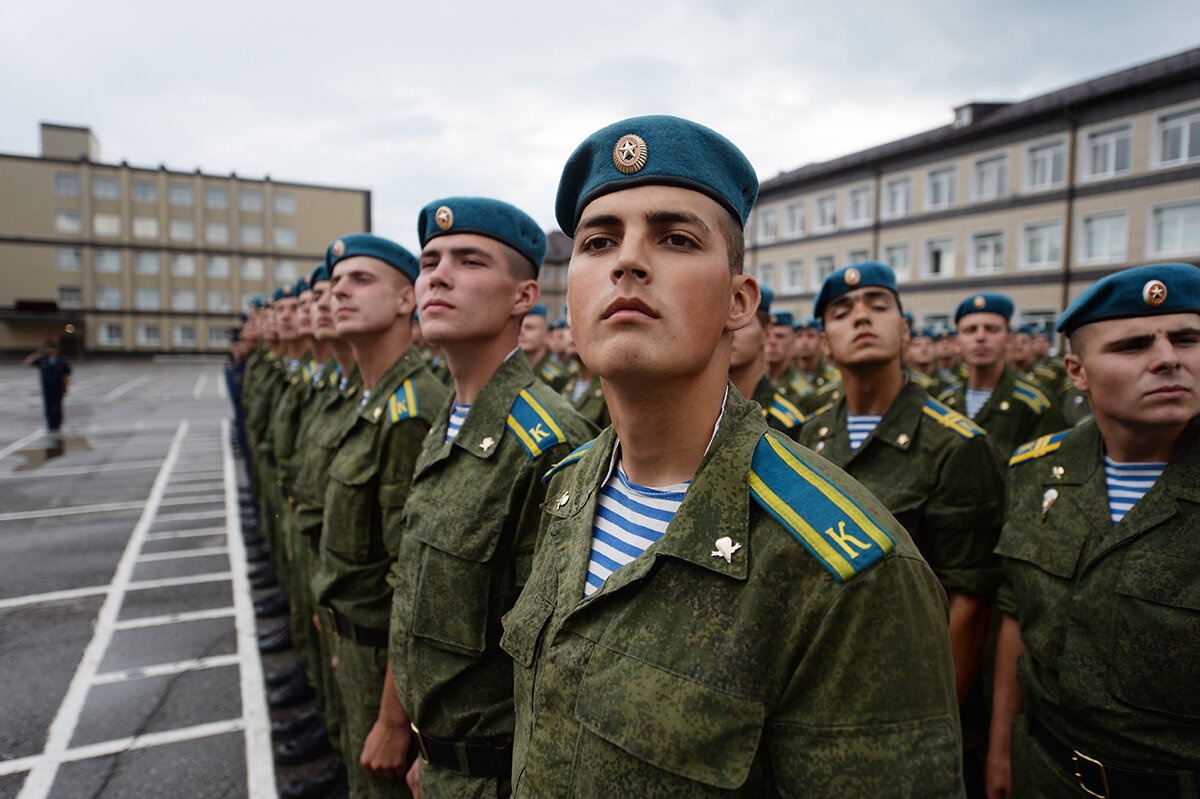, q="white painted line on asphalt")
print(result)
[169,473,227,484]
[153,510,226,523]
[0,584,109,611]
[0,429,45,462]
[99,374,150,402]
[218,378,228,400]
[222,417,276,798]
[163,483,225,495]
[172,466,224,476]
[0,459,163,479]
[0,719,247,777]
[17,420,186,799]
[126,572,232,592]
[113,607,236,631]
[92,652,241,684]
[0,501,145,522]
[144,526,226,541]
[193,374,208,399]
[136,546,228,563]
